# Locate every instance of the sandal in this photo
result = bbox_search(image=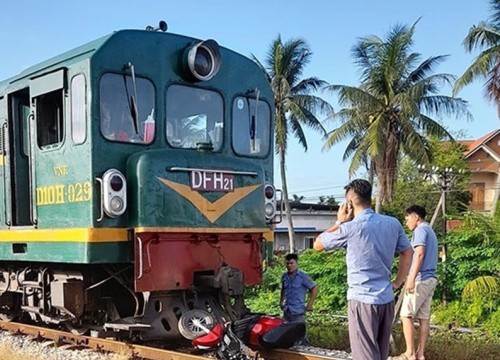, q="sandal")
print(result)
[391,354,416,360]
